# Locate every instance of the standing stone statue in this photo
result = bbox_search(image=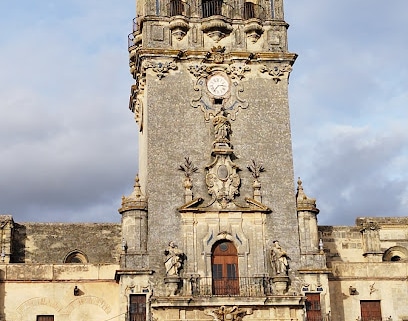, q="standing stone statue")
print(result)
[164,241,184,277]
[271,240,289,275]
